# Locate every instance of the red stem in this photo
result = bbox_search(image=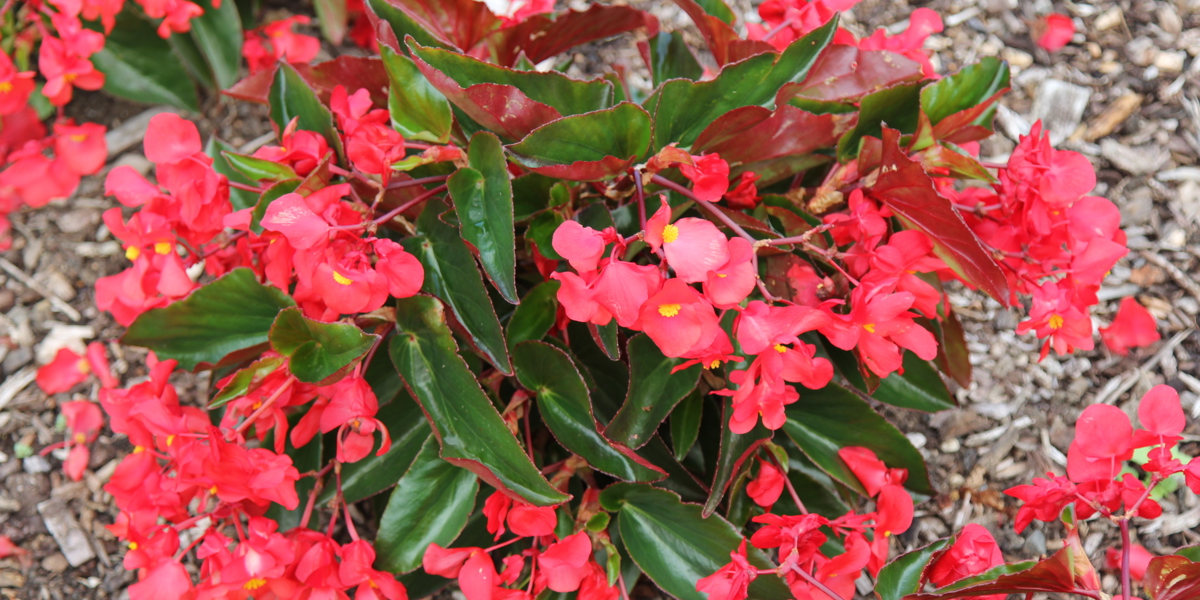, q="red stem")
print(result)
[1119,520,1132,600]
[484,536,523,554]
[385,174,450,191]
[767,452,807,514]
[372,184,448,225]
[785,562,847,600]
[229,181,265,193]
[232,378,294,438]
[634,170,647,230]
